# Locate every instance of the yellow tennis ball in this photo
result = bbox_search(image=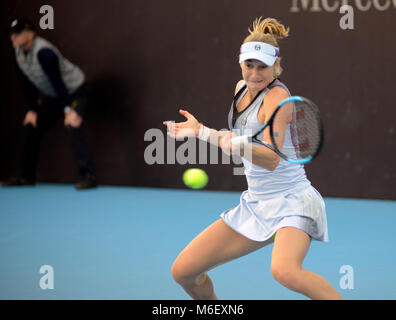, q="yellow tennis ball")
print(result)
[183,168,208,189]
